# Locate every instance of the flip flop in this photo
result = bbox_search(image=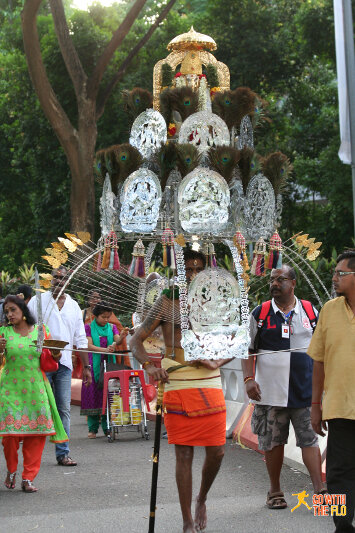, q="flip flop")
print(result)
[4,471,16,490]
[266,491,287,509]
